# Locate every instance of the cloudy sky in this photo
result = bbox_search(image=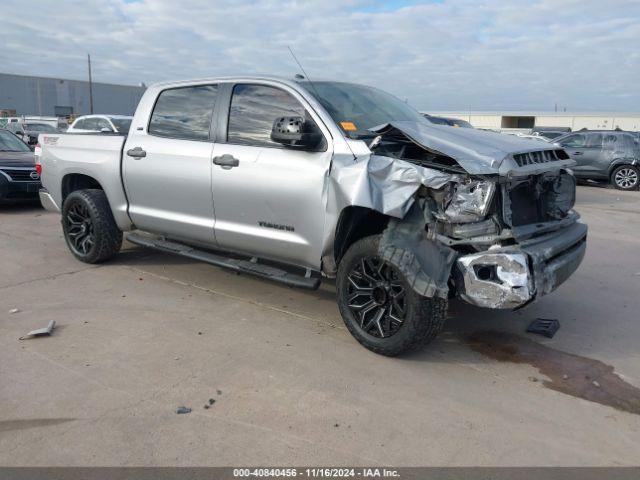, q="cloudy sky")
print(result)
[2,0,639,112]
